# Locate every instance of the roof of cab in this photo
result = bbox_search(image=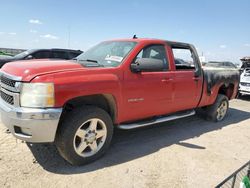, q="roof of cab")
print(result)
[108,38,192,47]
